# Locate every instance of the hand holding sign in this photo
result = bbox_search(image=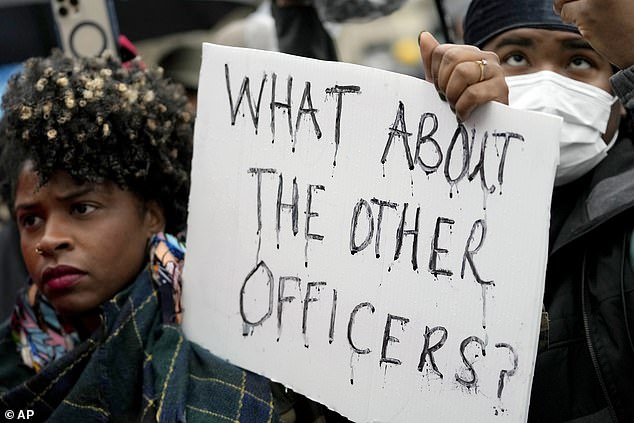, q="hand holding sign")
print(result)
[419,31,508,121]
